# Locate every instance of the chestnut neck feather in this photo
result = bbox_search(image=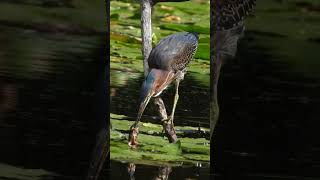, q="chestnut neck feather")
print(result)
[150,69,175,96]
